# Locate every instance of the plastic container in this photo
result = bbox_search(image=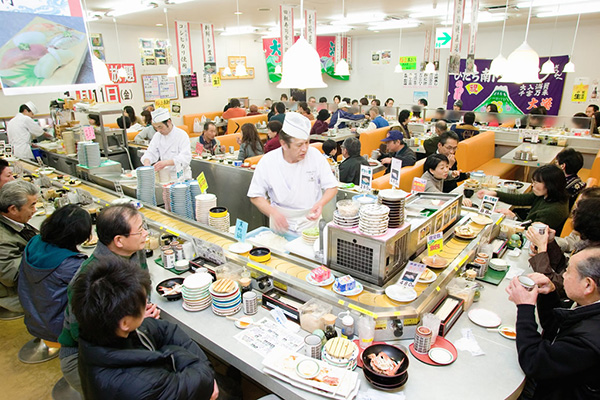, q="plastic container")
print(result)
[357,315,376,349]
[447,277,477,310]
[299,298,332,333]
